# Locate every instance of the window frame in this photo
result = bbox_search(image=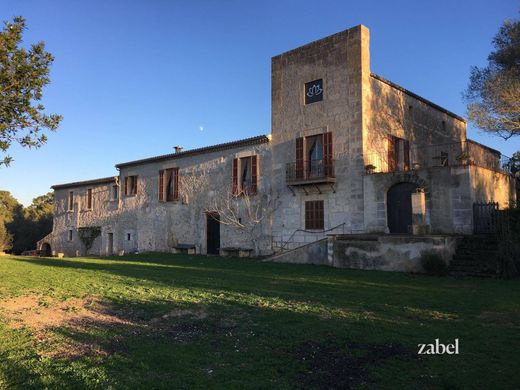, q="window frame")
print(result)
[305,200,324,230]
[124,175,138,197]
[67,191,74,212]
[86,188,93,210]
[232,155,258,196]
